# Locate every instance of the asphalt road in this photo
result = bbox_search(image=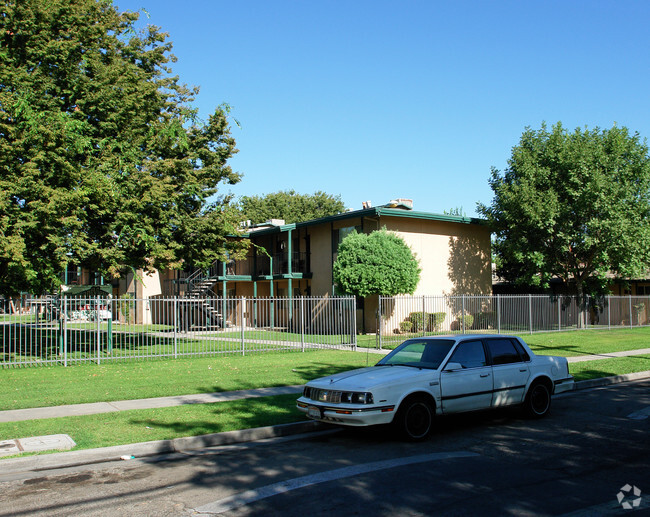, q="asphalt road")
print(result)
[0,380,648,517]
